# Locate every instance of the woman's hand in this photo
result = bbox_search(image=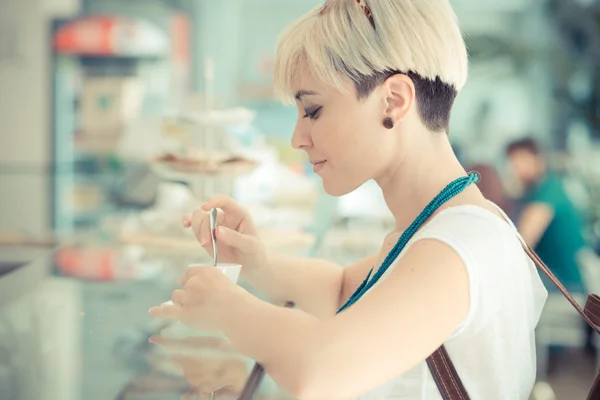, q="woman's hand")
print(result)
[183,195,267,276]
[149,335,237,355]
[149,266,243,332]
[149,335,248,397]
